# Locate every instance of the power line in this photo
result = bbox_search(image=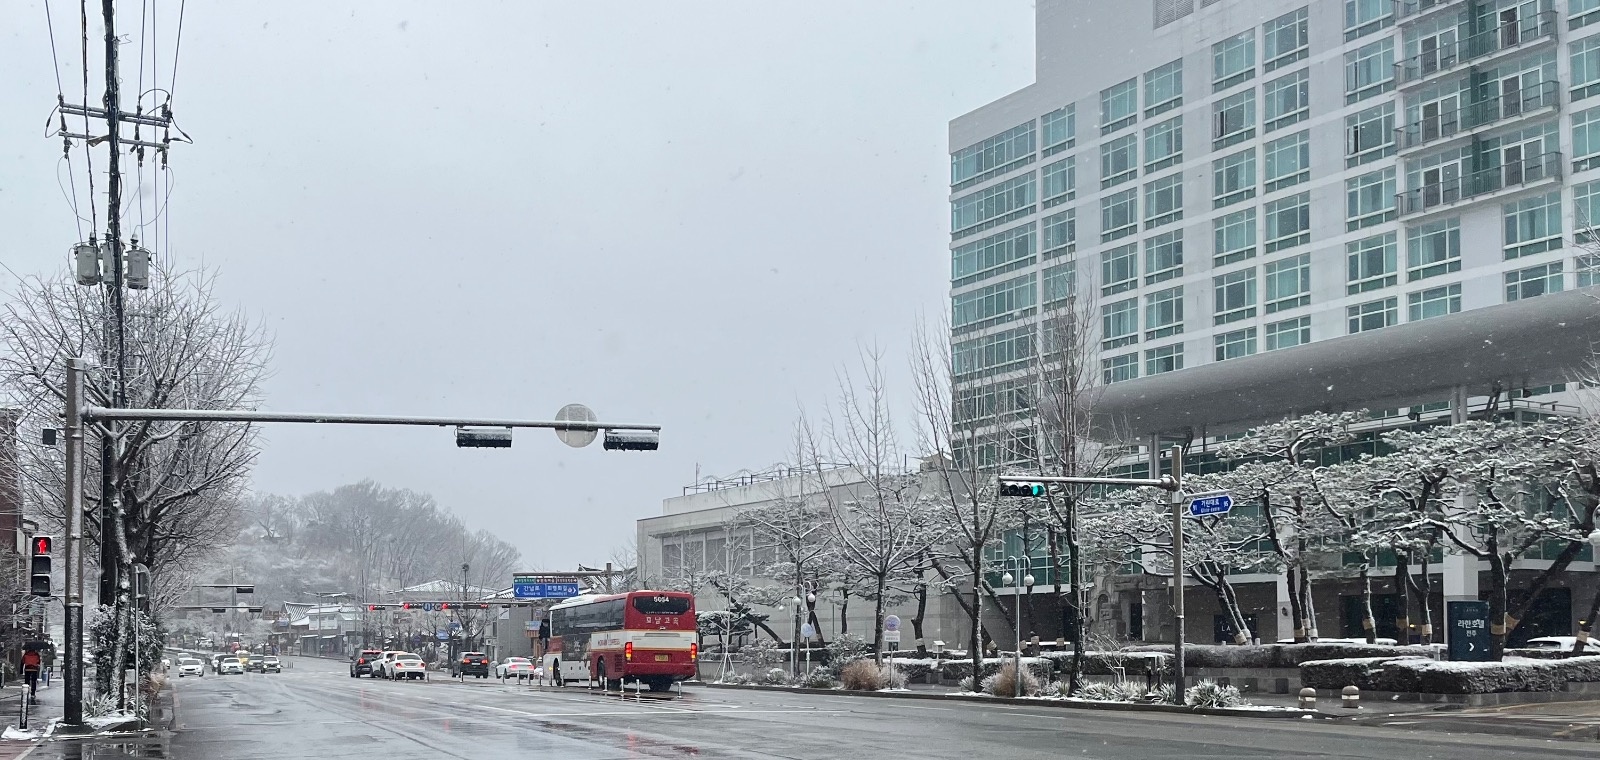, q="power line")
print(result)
[169,0,186,105]
[80,0,96,235]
